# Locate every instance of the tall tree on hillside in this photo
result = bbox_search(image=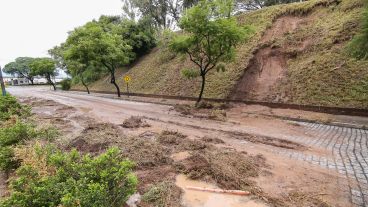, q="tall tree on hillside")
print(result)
[119,18,157,56]
[3,57,35,84]
[65,22,134,97]
[122,0,197,30]
[29,58,57,90]
[170,0,253,104]
[348,4,368,60]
